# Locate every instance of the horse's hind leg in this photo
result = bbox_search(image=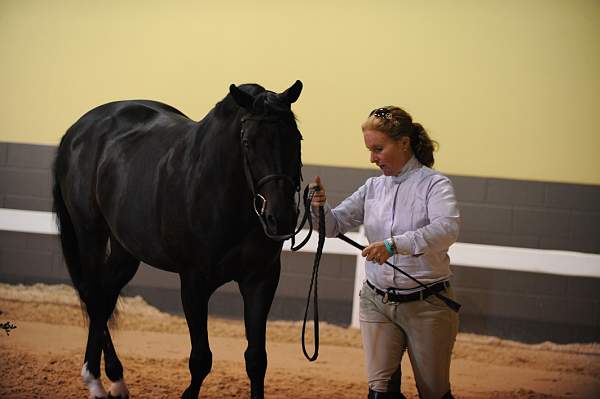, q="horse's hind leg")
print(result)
[79,232,139,399]
[103,327,129,399]
[74,226,110,399]
[238,261,281,399]
[102,236,140,399]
